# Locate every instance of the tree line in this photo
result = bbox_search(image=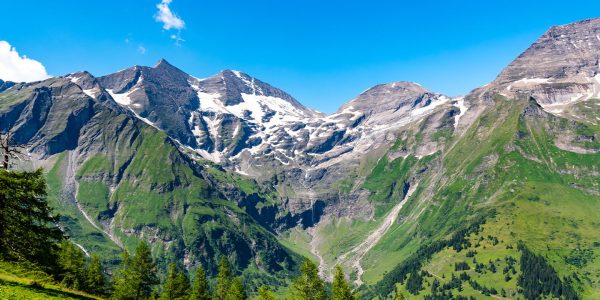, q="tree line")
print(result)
[66,240,360,299]
[371,214,489,298]
[0,160,361,299]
